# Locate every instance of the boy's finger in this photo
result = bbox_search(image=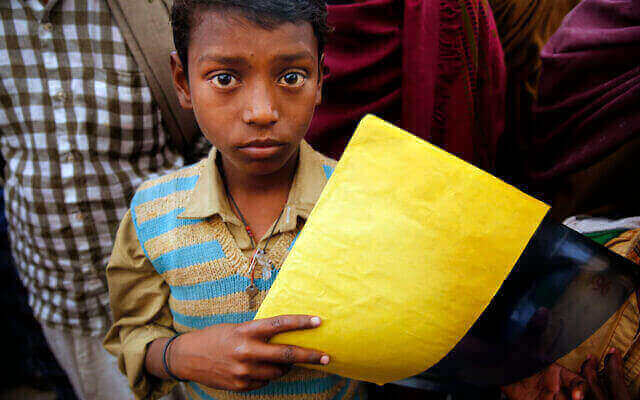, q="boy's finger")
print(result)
[252,343,330,365]
[248,315,321,338]
[603,349,632,400]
